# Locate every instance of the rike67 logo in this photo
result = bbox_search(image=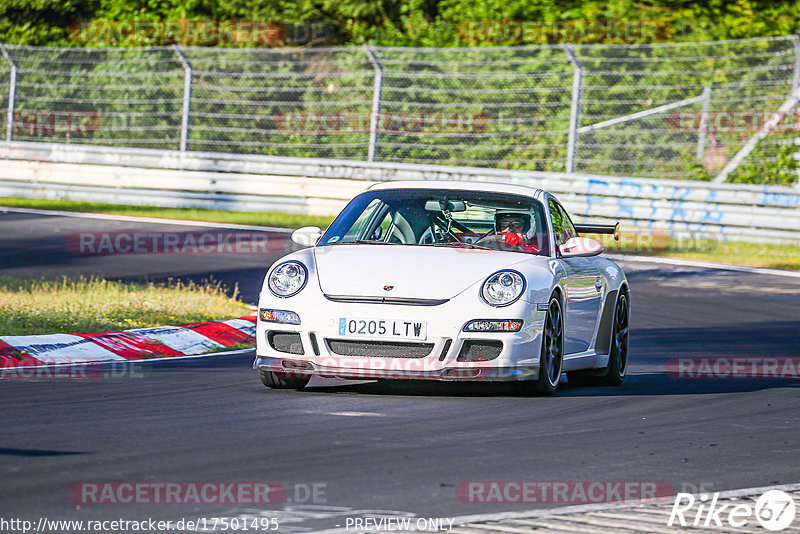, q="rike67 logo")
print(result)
[669,490,796,531]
